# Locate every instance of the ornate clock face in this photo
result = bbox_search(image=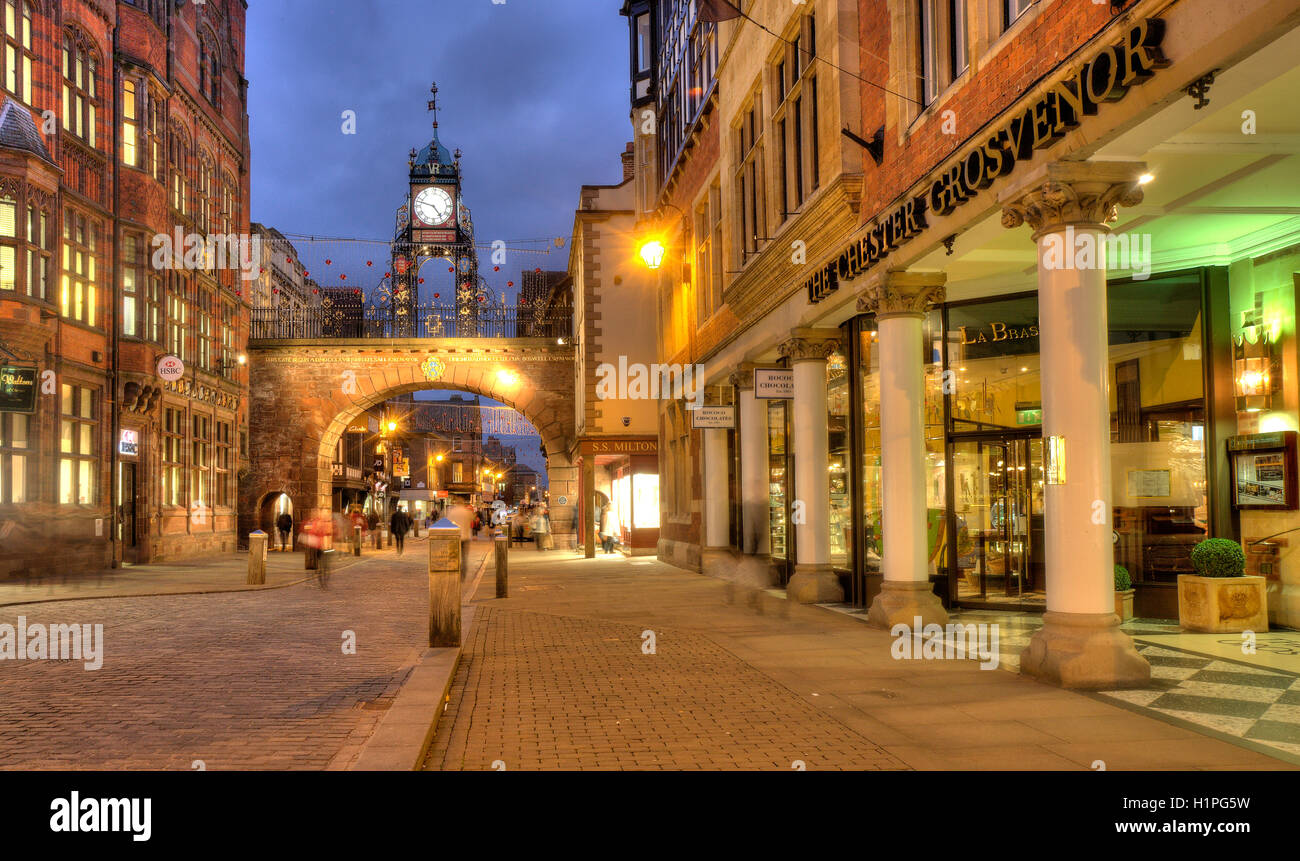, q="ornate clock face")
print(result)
[413,186,454,226]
